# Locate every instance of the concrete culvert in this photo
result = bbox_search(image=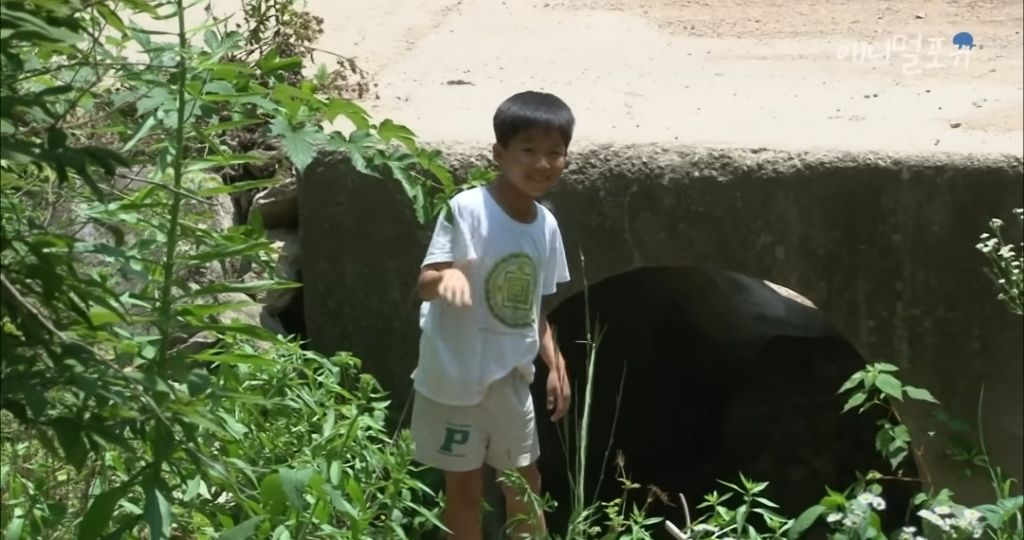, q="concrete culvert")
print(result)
[533,266,918,539]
